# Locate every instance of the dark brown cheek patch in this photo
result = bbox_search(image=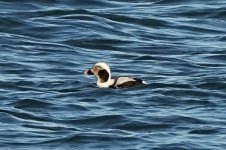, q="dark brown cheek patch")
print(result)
[98,69,109,83]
